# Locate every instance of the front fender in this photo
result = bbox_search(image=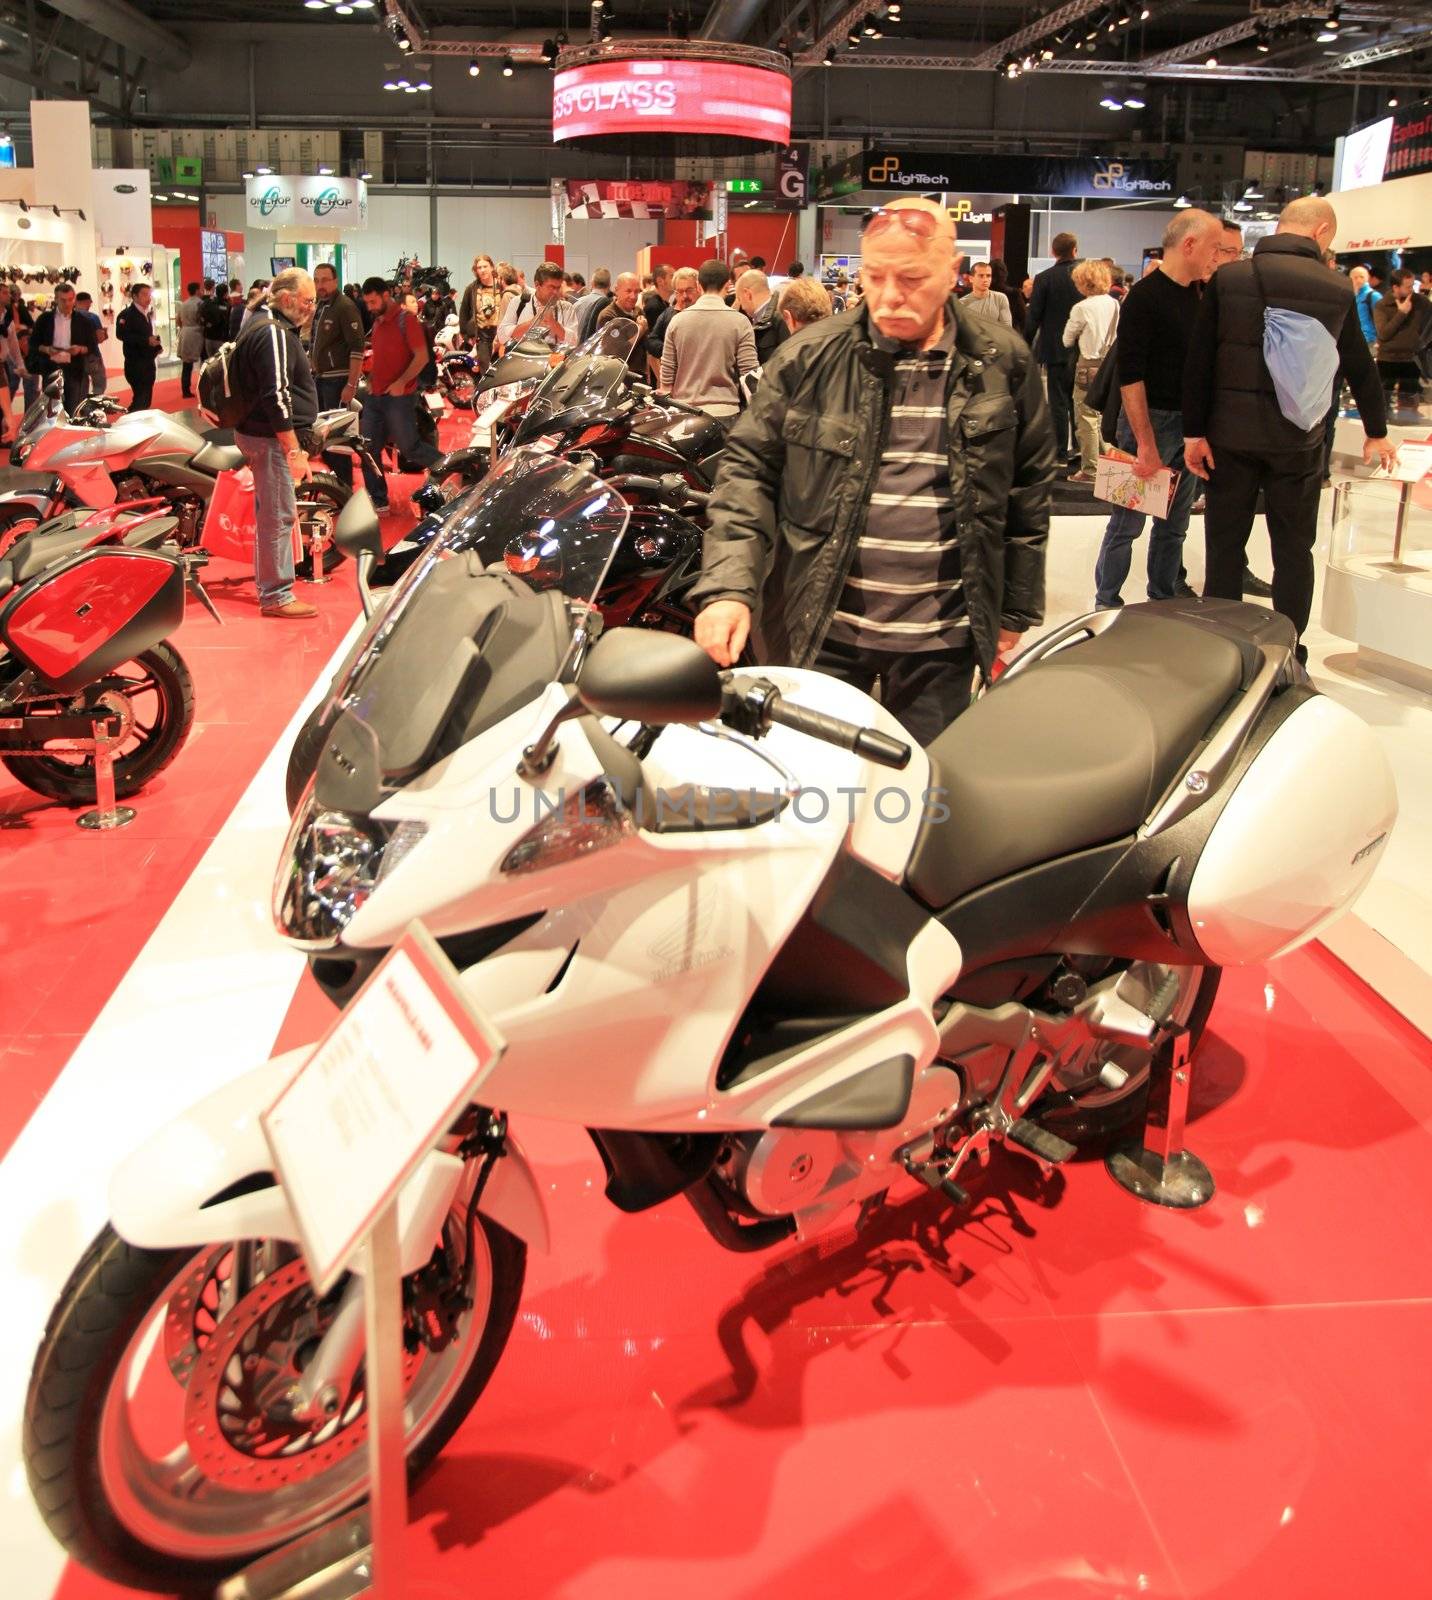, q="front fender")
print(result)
[108,1047,552,1266]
